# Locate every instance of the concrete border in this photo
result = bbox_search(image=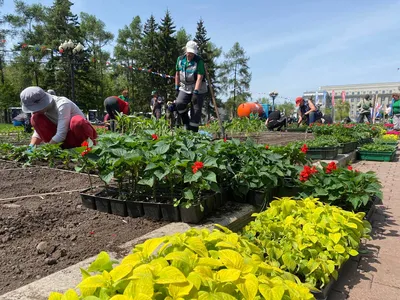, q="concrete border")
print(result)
[0,204,256,300]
